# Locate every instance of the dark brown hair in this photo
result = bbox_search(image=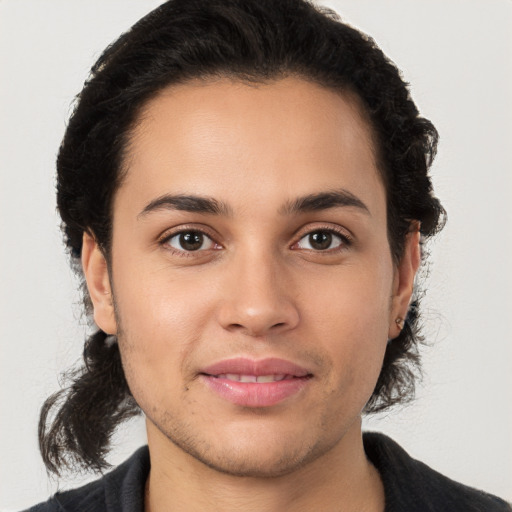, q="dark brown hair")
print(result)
[40,0,445,475]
